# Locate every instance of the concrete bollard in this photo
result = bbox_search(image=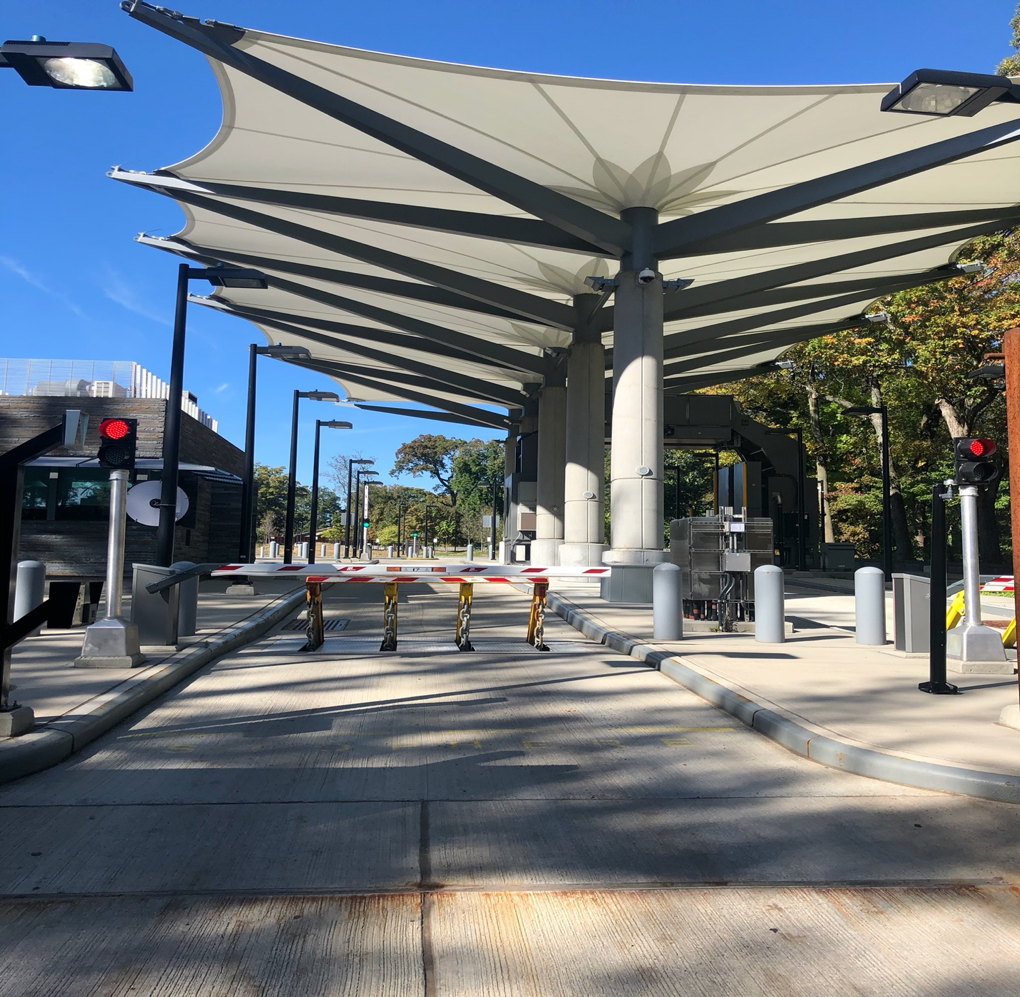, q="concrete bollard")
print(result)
[466,543,474,562]
[652,562,683,640]
[321,544,327,557]
[270,542,280,558]
[855,566,887,645]
[333,543,341,560]
[754,565,785,643]
[298,542,309,559]
[14,560,46,637]
[387,545,394,558]
[170,561,198,638]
